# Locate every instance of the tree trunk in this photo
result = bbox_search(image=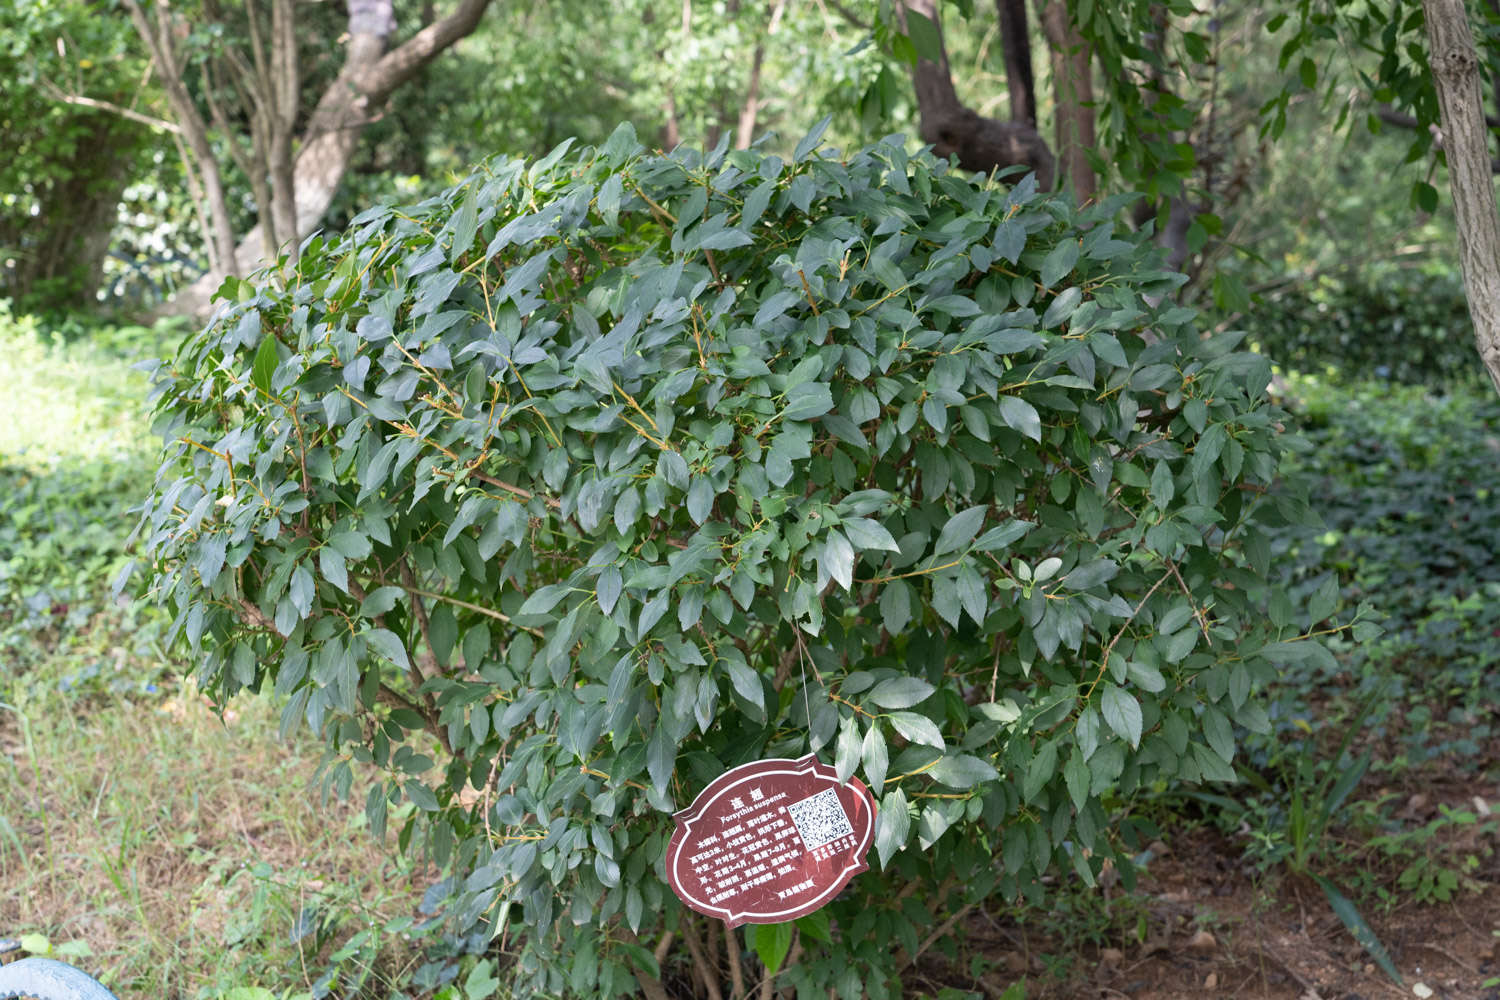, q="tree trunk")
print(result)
[123,0,239,278]
[996,0,1037,126]
[900,0,1055,187]
[1034,0,1096,201]
[736,0,789,149]
[1423,0,1500,391]
[168,0,494,318]
[4,112,141,309]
